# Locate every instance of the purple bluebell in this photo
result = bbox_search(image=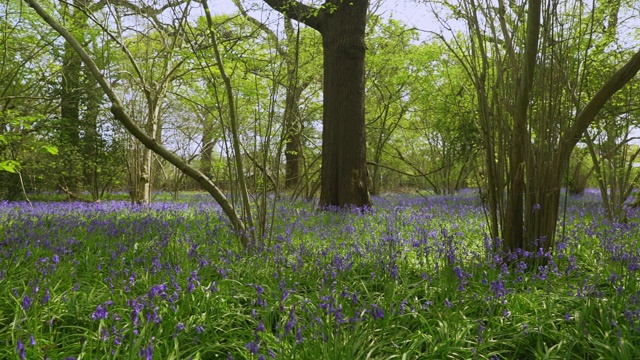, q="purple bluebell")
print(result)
[91,304,108,320]
[370,304,385,320]
[245,340,260,354]
[146,284,168,300]
[139,341,153,360]
[21,294,32,311]
[477,320,486,343]
[16,339,25,359]
[42,288,51,304]
[490,279,506,299]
